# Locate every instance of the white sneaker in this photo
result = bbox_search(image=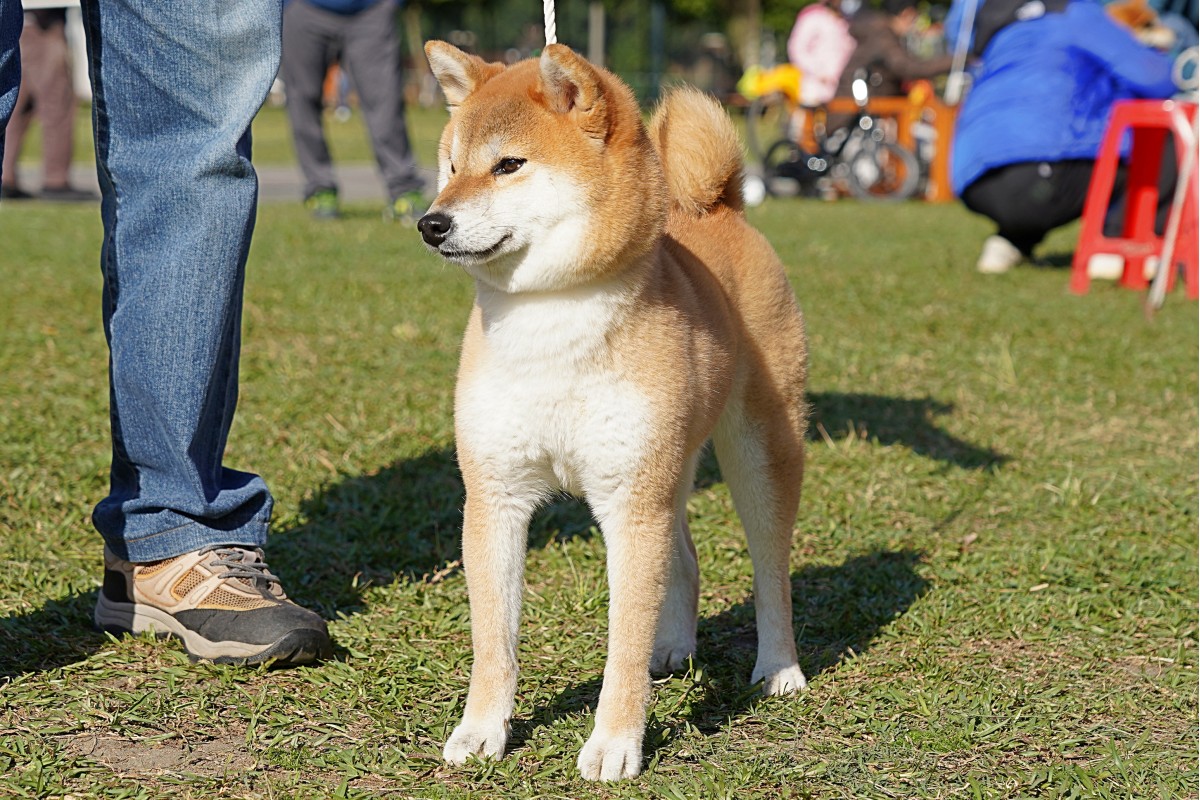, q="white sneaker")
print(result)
[976,235,1023,274]
[1086,253,1125,280]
